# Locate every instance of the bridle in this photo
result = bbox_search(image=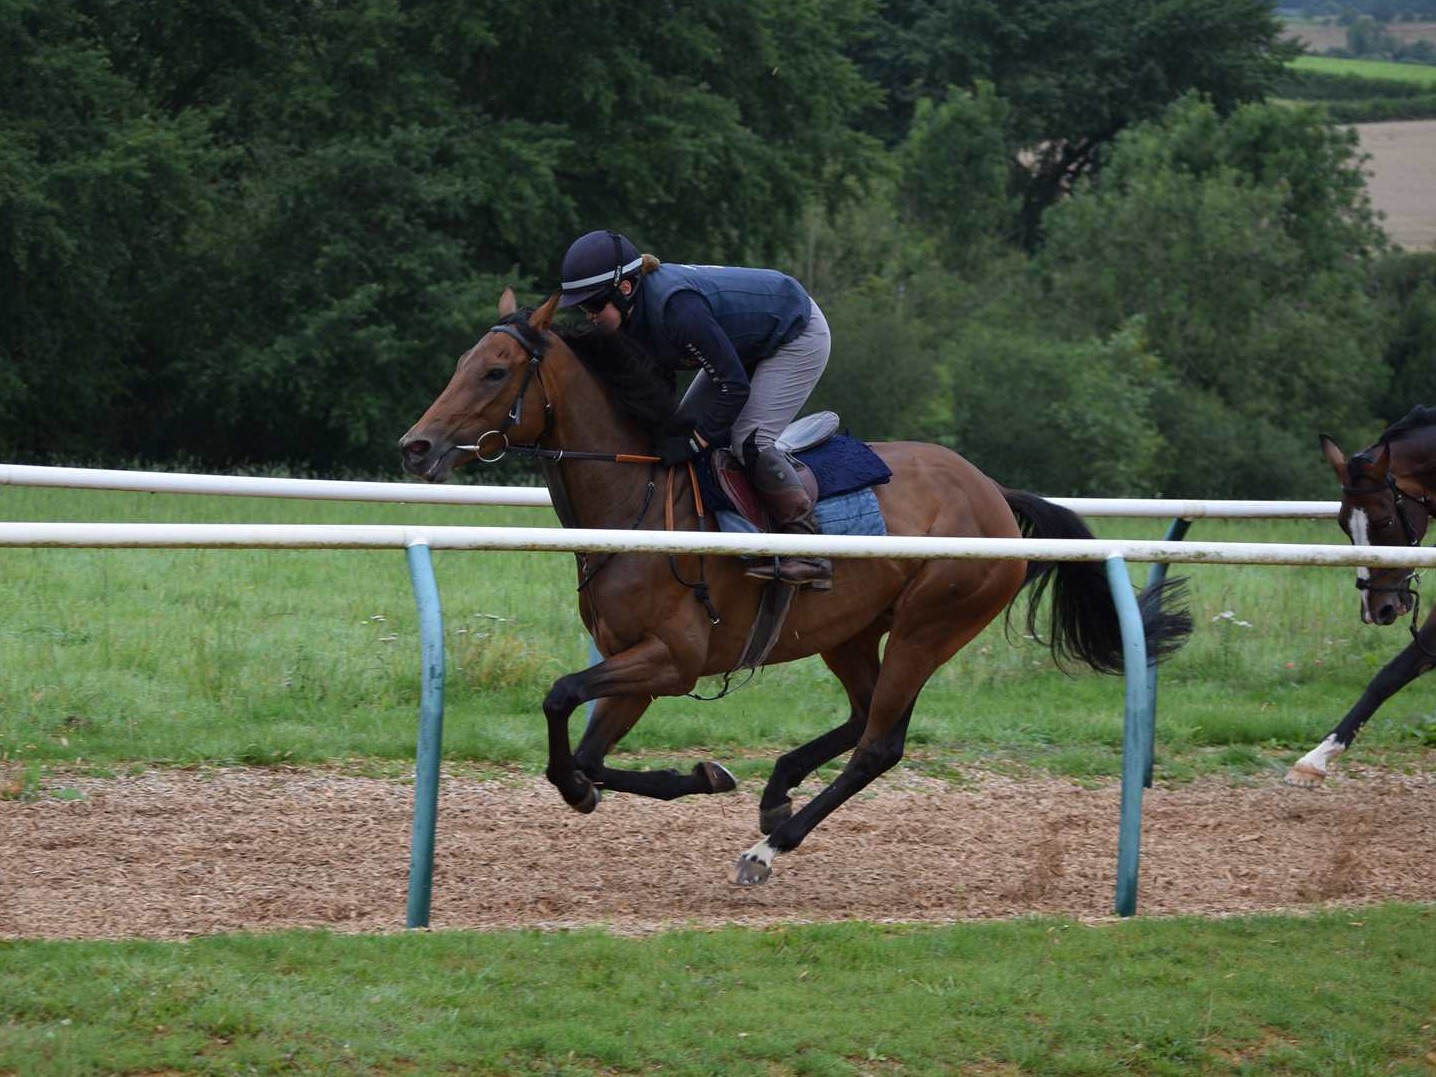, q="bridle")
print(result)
[456,319,659,467]
[1342,471,1436,653]
[455,320,553,463]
